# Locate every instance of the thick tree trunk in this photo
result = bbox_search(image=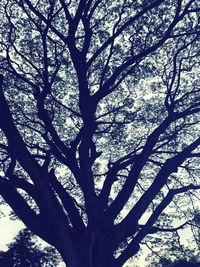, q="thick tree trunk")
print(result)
[56,230,115,267]
[59,250,114,267]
